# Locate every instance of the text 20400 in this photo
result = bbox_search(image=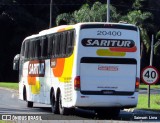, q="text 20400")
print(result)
[97,31,122,36]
